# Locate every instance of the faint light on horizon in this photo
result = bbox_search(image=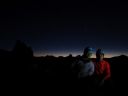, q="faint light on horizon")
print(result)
[34,51,127,58]
[34,52,81,57]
